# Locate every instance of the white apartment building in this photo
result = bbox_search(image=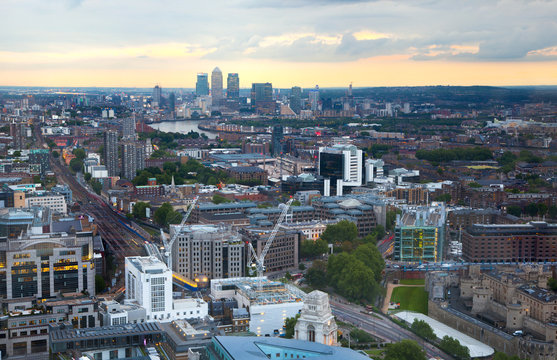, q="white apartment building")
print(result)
[26,194,67,214]
[170,225,244,281]
[319,144,363,188]
[125,256,208,323]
